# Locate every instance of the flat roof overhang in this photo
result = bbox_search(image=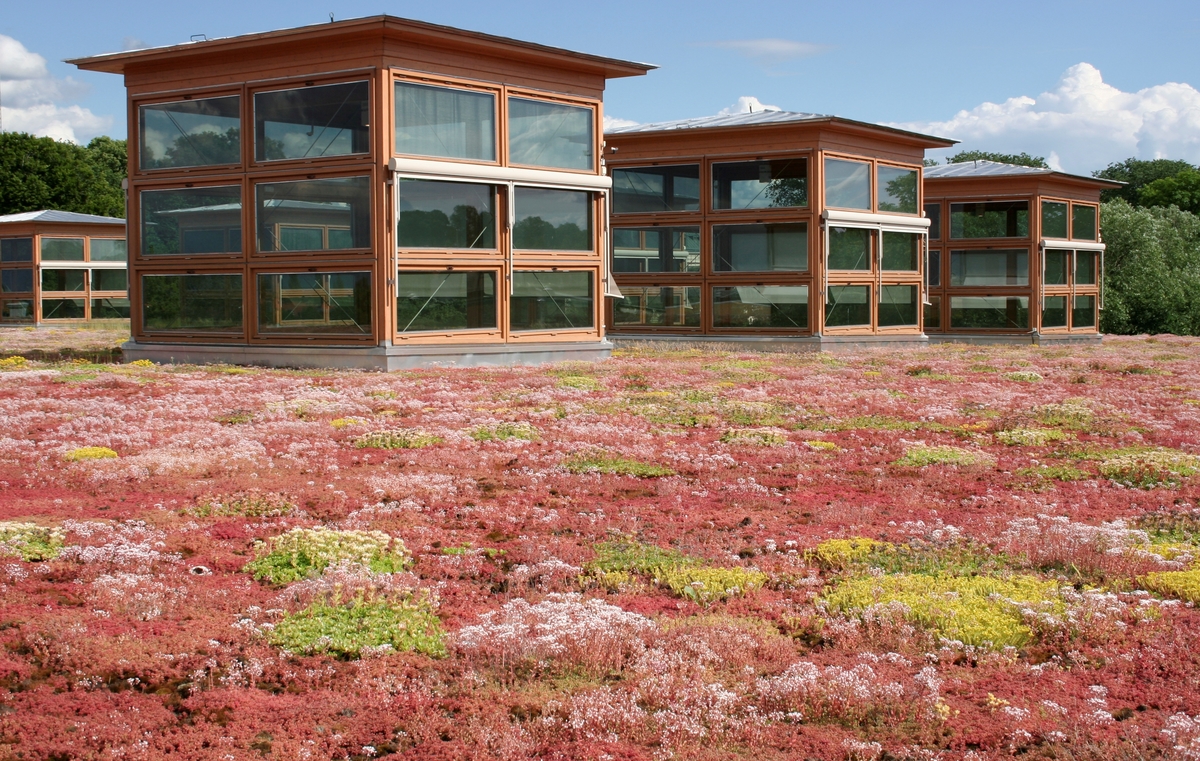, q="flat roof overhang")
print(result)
[607,115,956,151]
